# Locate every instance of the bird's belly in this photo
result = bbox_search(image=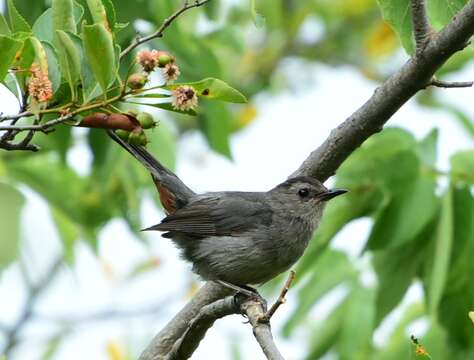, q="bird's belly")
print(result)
[175,228,312,285]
